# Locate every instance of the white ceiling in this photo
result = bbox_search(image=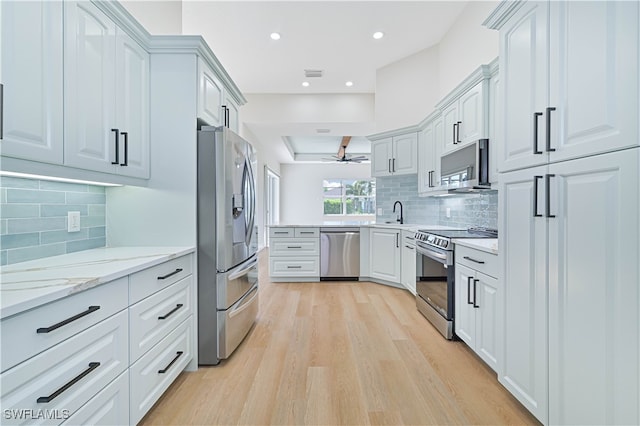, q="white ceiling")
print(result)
[180,1,468,161]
